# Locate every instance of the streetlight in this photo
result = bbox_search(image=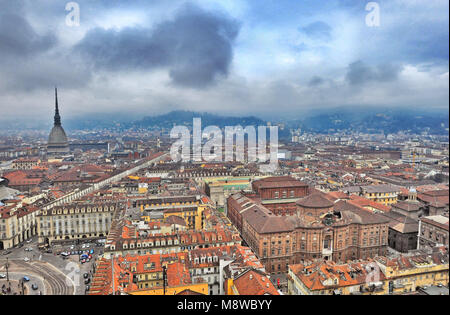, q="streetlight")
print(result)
[5,257,9,282]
